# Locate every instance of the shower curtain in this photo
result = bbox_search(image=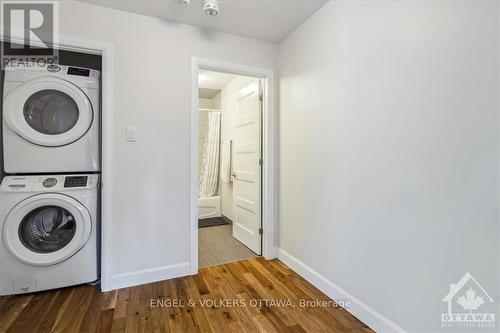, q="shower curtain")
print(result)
[199,111,221,197]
